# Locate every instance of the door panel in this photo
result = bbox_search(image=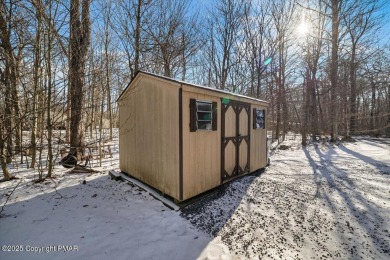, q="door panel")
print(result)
[239,109,248,136]
[221,99,250,182]
[225,106,236,137]
[239,140,248,171]
[224,141,236,176]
